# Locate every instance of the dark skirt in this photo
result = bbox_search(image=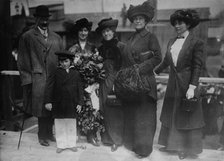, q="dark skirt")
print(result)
[158,125,203,154]
[101,104,124,145]
[99,70,124,146]
[123,96,157,157]
[220,121,224,145]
